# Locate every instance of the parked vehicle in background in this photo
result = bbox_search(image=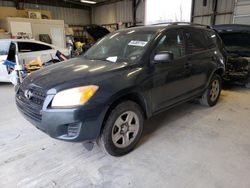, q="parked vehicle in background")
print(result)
[213,24,250,87]
[16,23,226,156]
[67,24,110,57]
[0,39,69,82]
[0,40,9,82]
